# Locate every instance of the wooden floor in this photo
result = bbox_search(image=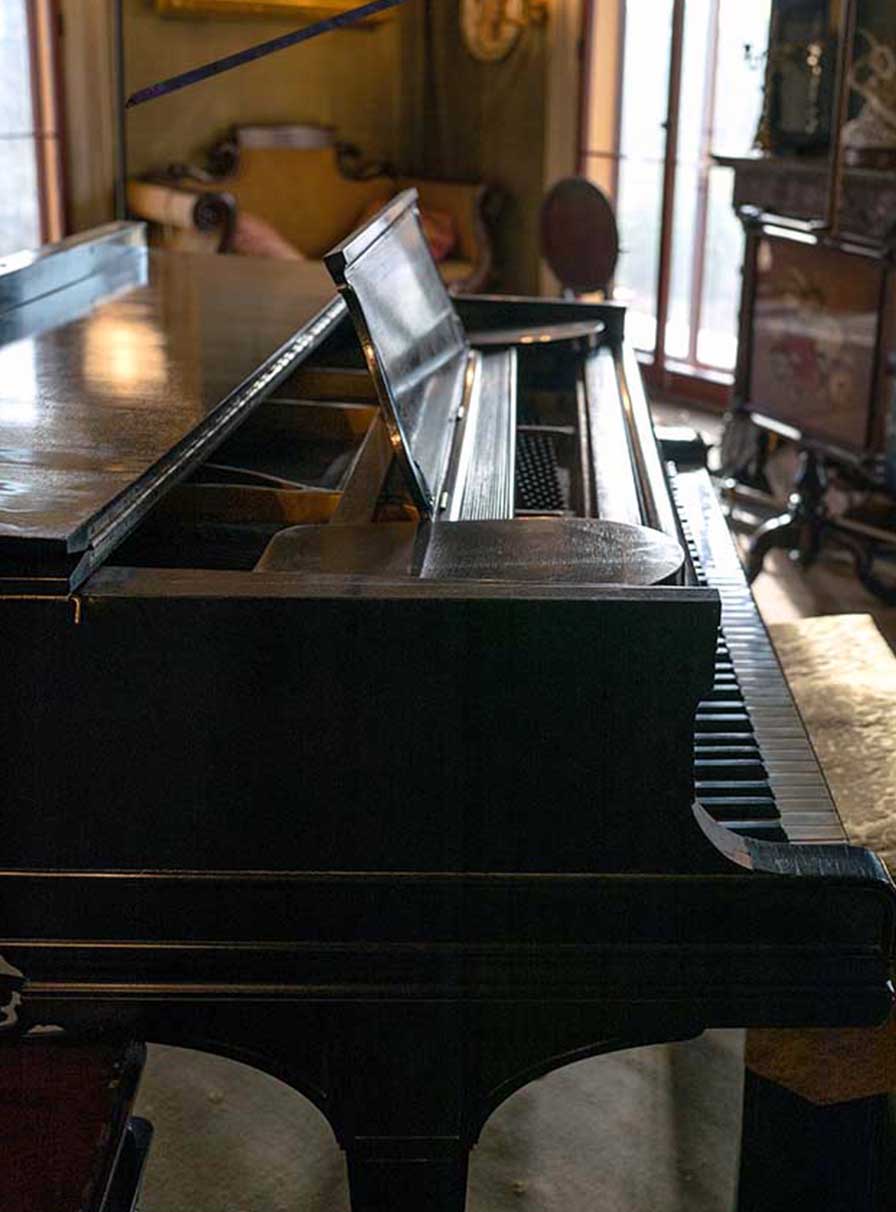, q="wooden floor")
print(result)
[653,401,896,646]
[750,543,896,648]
